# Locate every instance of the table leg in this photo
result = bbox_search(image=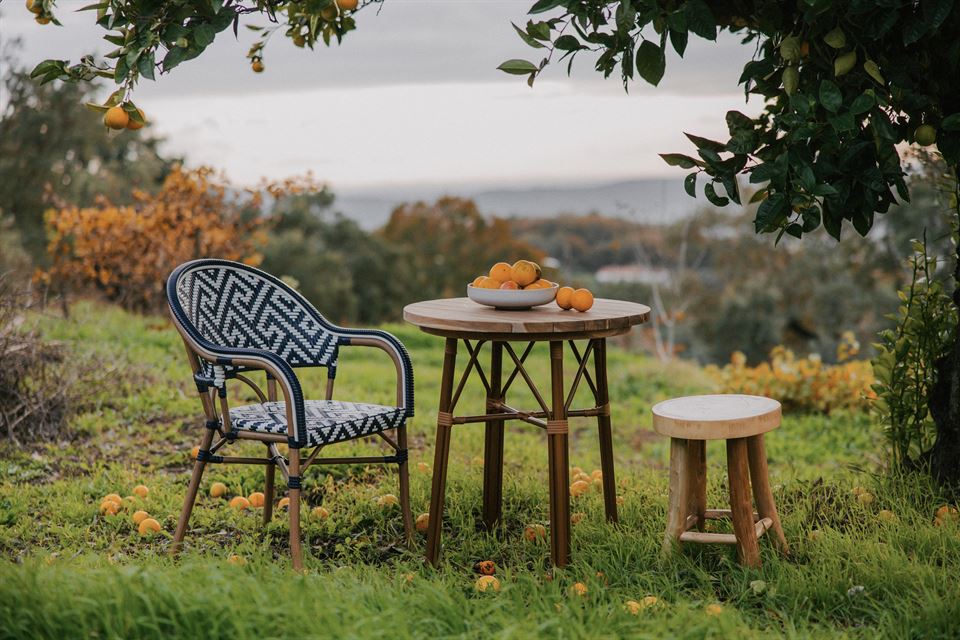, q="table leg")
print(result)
[727,437,761,567]
[482,342,505,530]
[592,339,618,523]
[425,338,458,566]
[547,340,571,567]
